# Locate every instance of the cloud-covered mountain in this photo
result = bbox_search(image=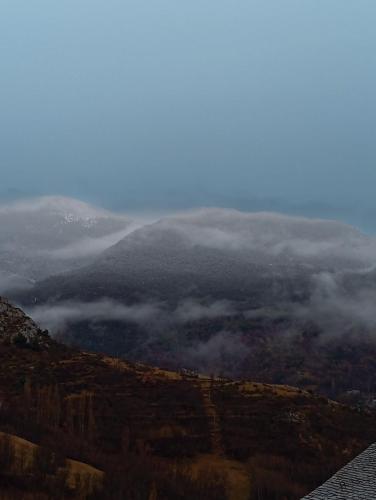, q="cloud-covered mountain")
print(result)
[27,208,376,304]
[11,206,376,399]
[0,196,133,293]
